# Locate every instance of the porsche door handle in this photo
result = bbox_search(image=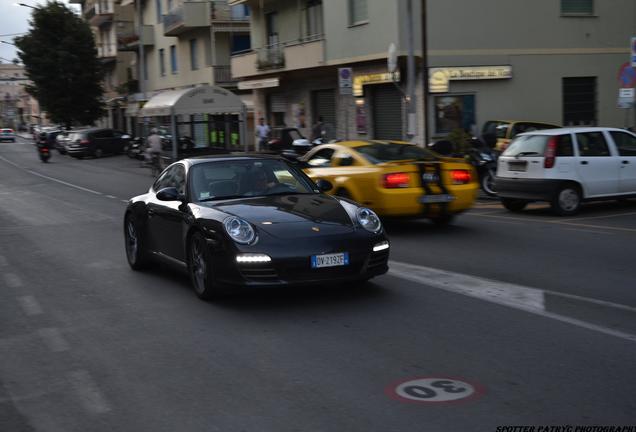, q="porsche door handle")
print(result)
[580,161,588,165]
[622,160,630,165]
